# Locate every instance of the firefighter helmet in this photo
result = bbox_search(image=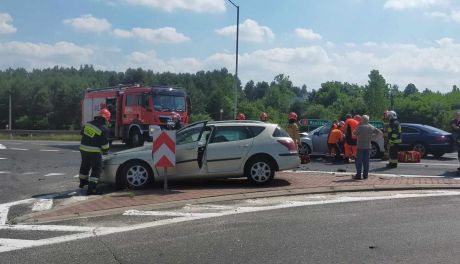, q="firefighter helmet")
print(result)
[387,110,397,120]
[100,108,111,121]
[259,112,268,122]
[338,121,345,127]
[288,112,298,121]
[236,113,246,120]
